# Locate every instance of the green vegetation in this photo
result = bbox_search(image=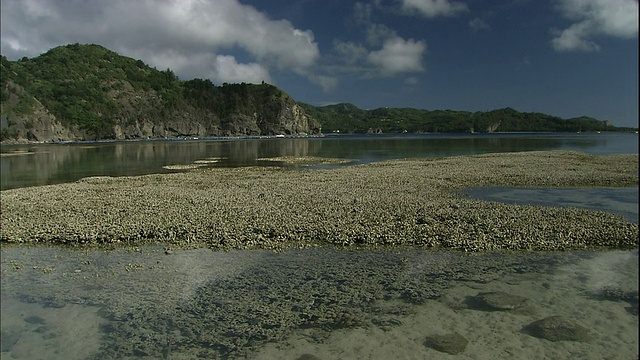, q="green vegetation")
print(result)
[299,103,635,134]
[1,43,635,142]
[1,44,307,141]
